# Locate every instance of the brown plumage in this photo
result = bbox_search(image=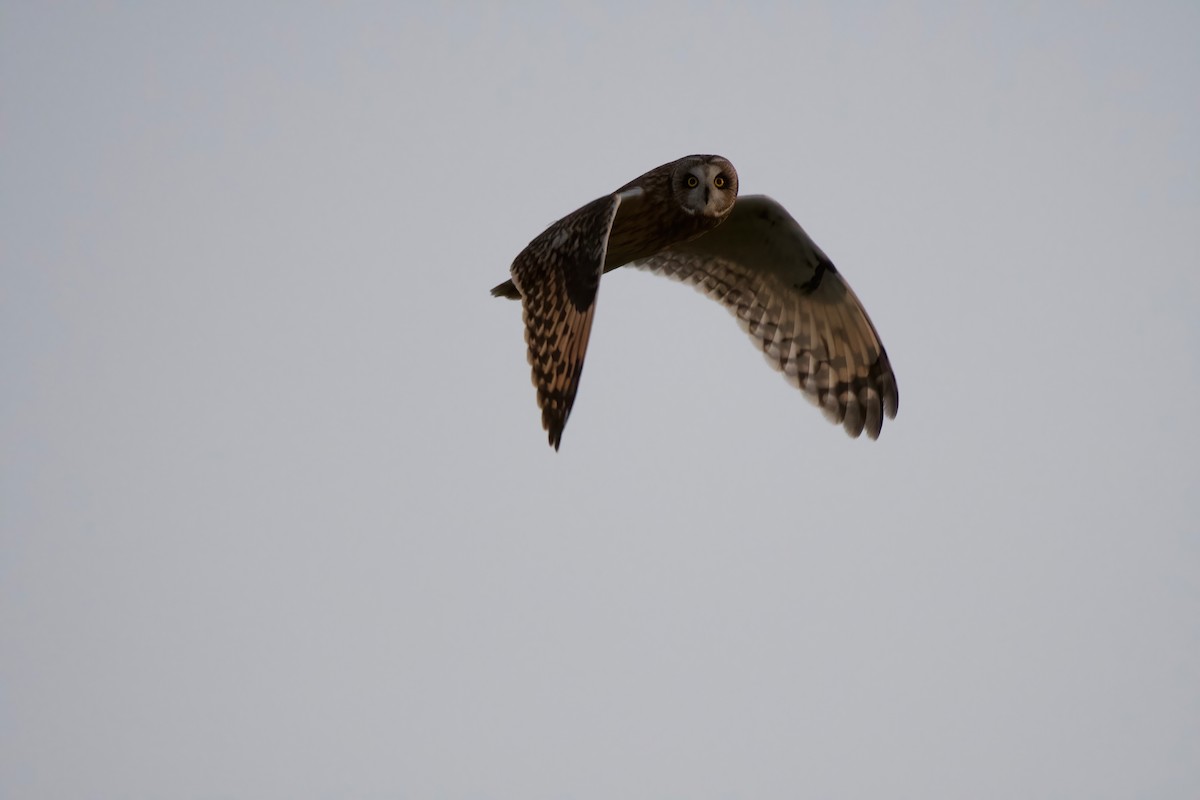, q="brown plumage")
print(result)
[491,154,897,449]
[495,155,738,448]
[632,196,898,439]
